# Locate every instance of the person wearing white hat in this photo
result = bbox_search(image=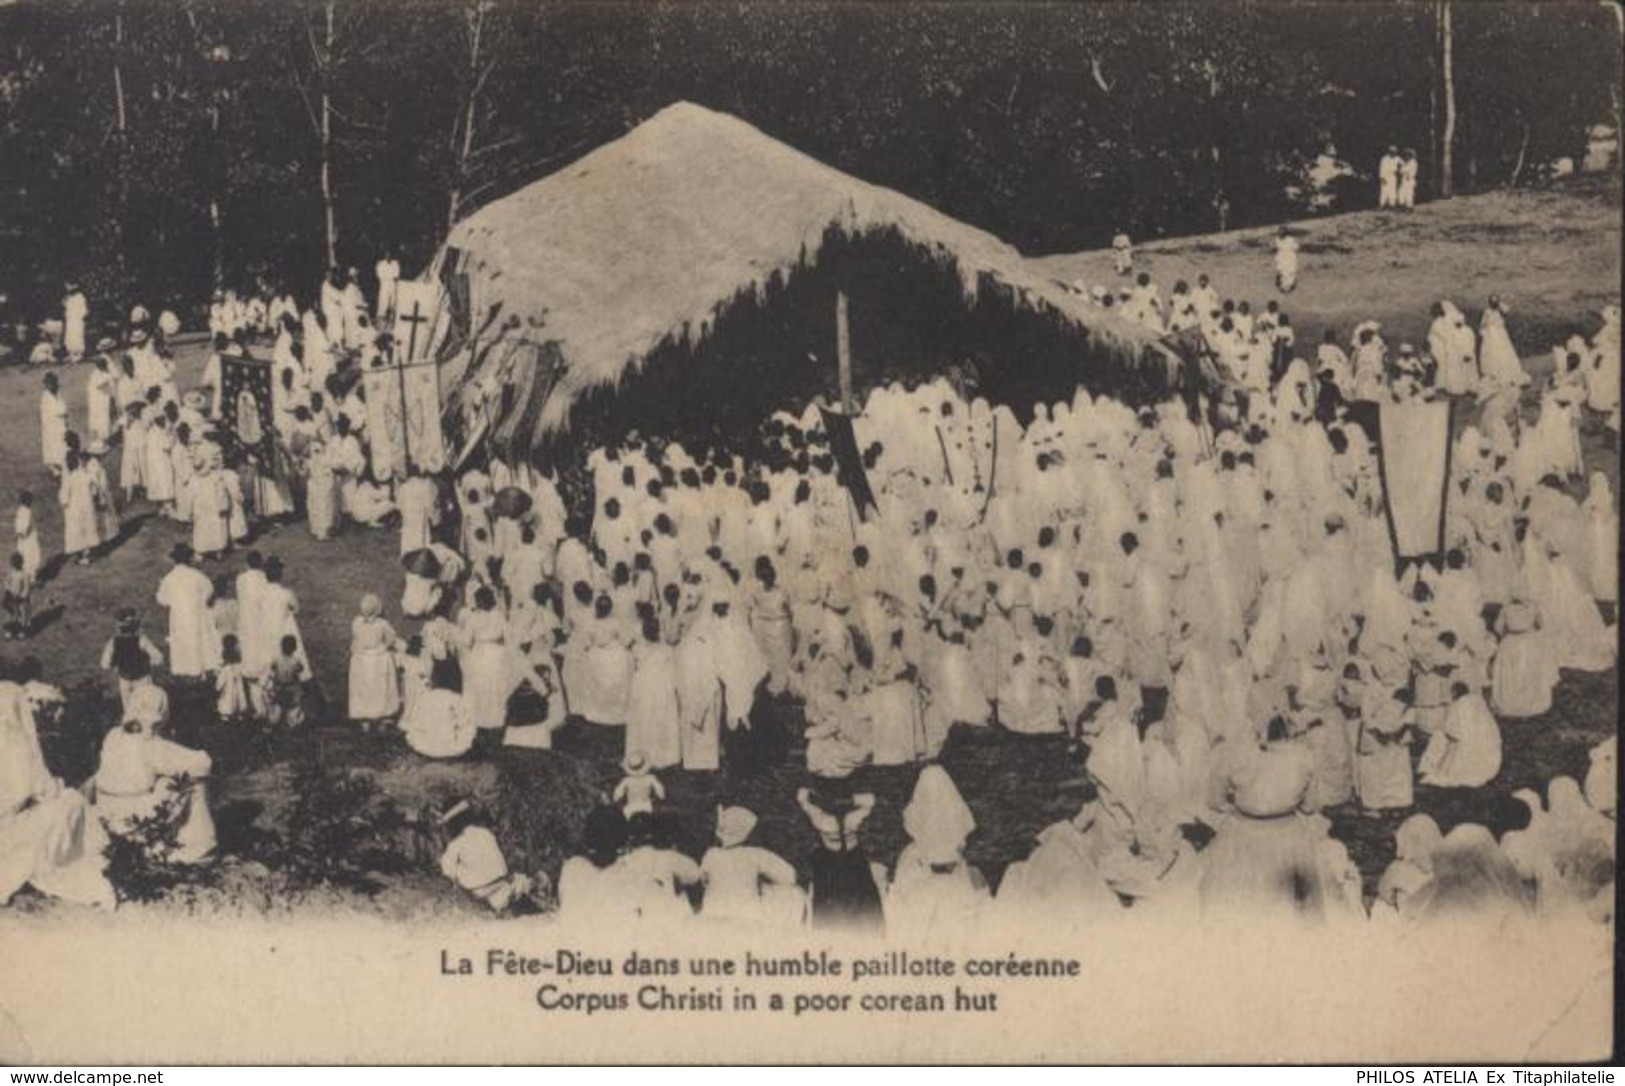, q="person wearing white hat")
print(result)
[699,805,802,927]
[436,800,535,913]
[613,750,665,820]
